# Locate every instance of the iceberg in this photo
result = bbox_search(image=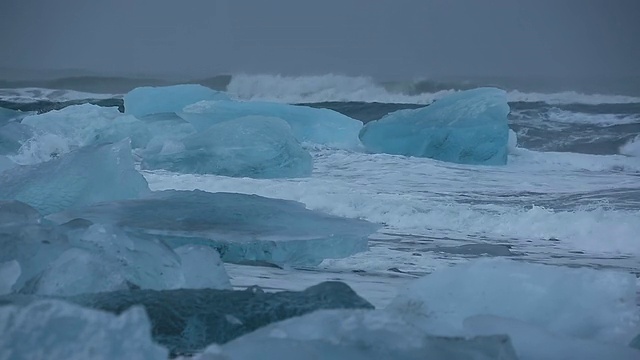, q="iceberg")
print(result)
[0,140,150,215]
[140,116,313,178]
[359,87,510,165]
[389,258,639,344]
[180,100,364,149]
[0,122,33,155]
[48,190,378,266]
[175,245,232,290]
[0,261,20,295]
[124,84,229,117]
[0,155,16,173]
[0,300,167,360]
[21,104,151,153]
[0,201,231,296]
[0,107,25,125]
[213,309,518,360]
[135,112,197,148]
[0,219,71,292]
